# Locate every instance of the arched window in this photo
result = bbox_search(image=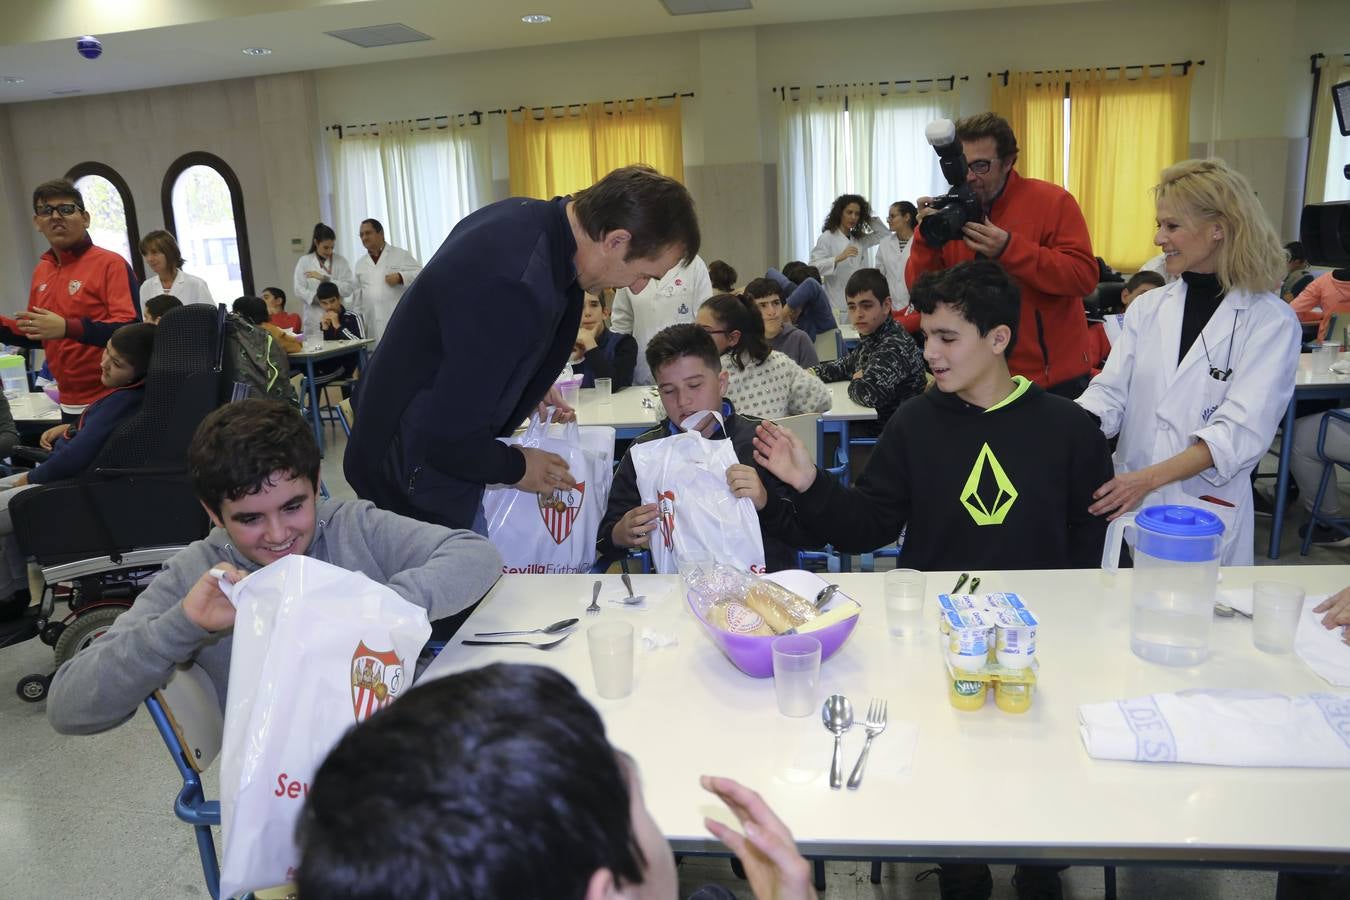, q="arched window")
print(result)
[65,162,143,281]
[162,152,253,300]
